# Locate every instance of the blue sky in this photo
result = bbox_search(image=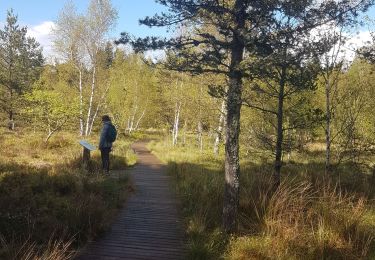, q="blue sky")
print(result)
[0,0,170,38]
[0,0,172,59]
[1,0,373,35]
[0,0,374,60]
